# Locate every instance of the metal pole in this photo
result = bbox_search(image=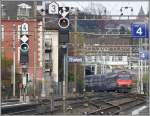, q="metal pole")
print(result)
[33,0,37,98]
[66,47,68,97]
[141,59,144,94]
[103,54,105,73]
[139,39,141,94]
[83,64,85,92]
[101,50,104,74]
[63,45,68,113]
[138,38,144,94]
[20,88,21,98]
[73,8,78,94]
[138,59,140,93]
[49,38,54,112]
[137,38,141,94]
[63,49,66,113]
[50,74,54,113]
[129,47,132,69]
[41,1,46,97]
[13,24,16,97]
[144,37,148,93]
[83,47,86,93]
[104,53,106,72]
[140,38,144,94]
[0,1,2,108]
